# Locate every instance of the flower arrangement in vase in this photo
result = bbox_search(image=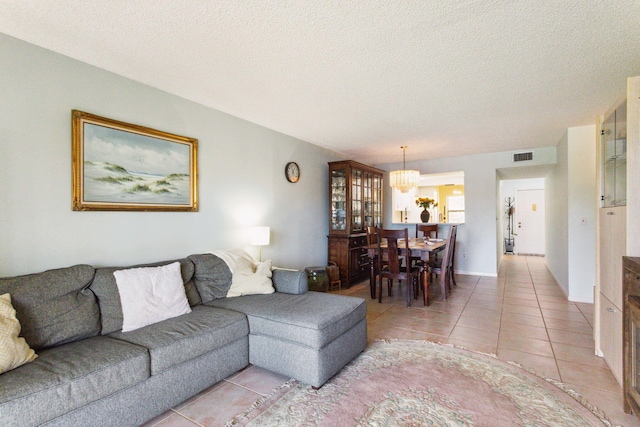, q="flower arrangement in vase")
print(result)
[415,197,438,223]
